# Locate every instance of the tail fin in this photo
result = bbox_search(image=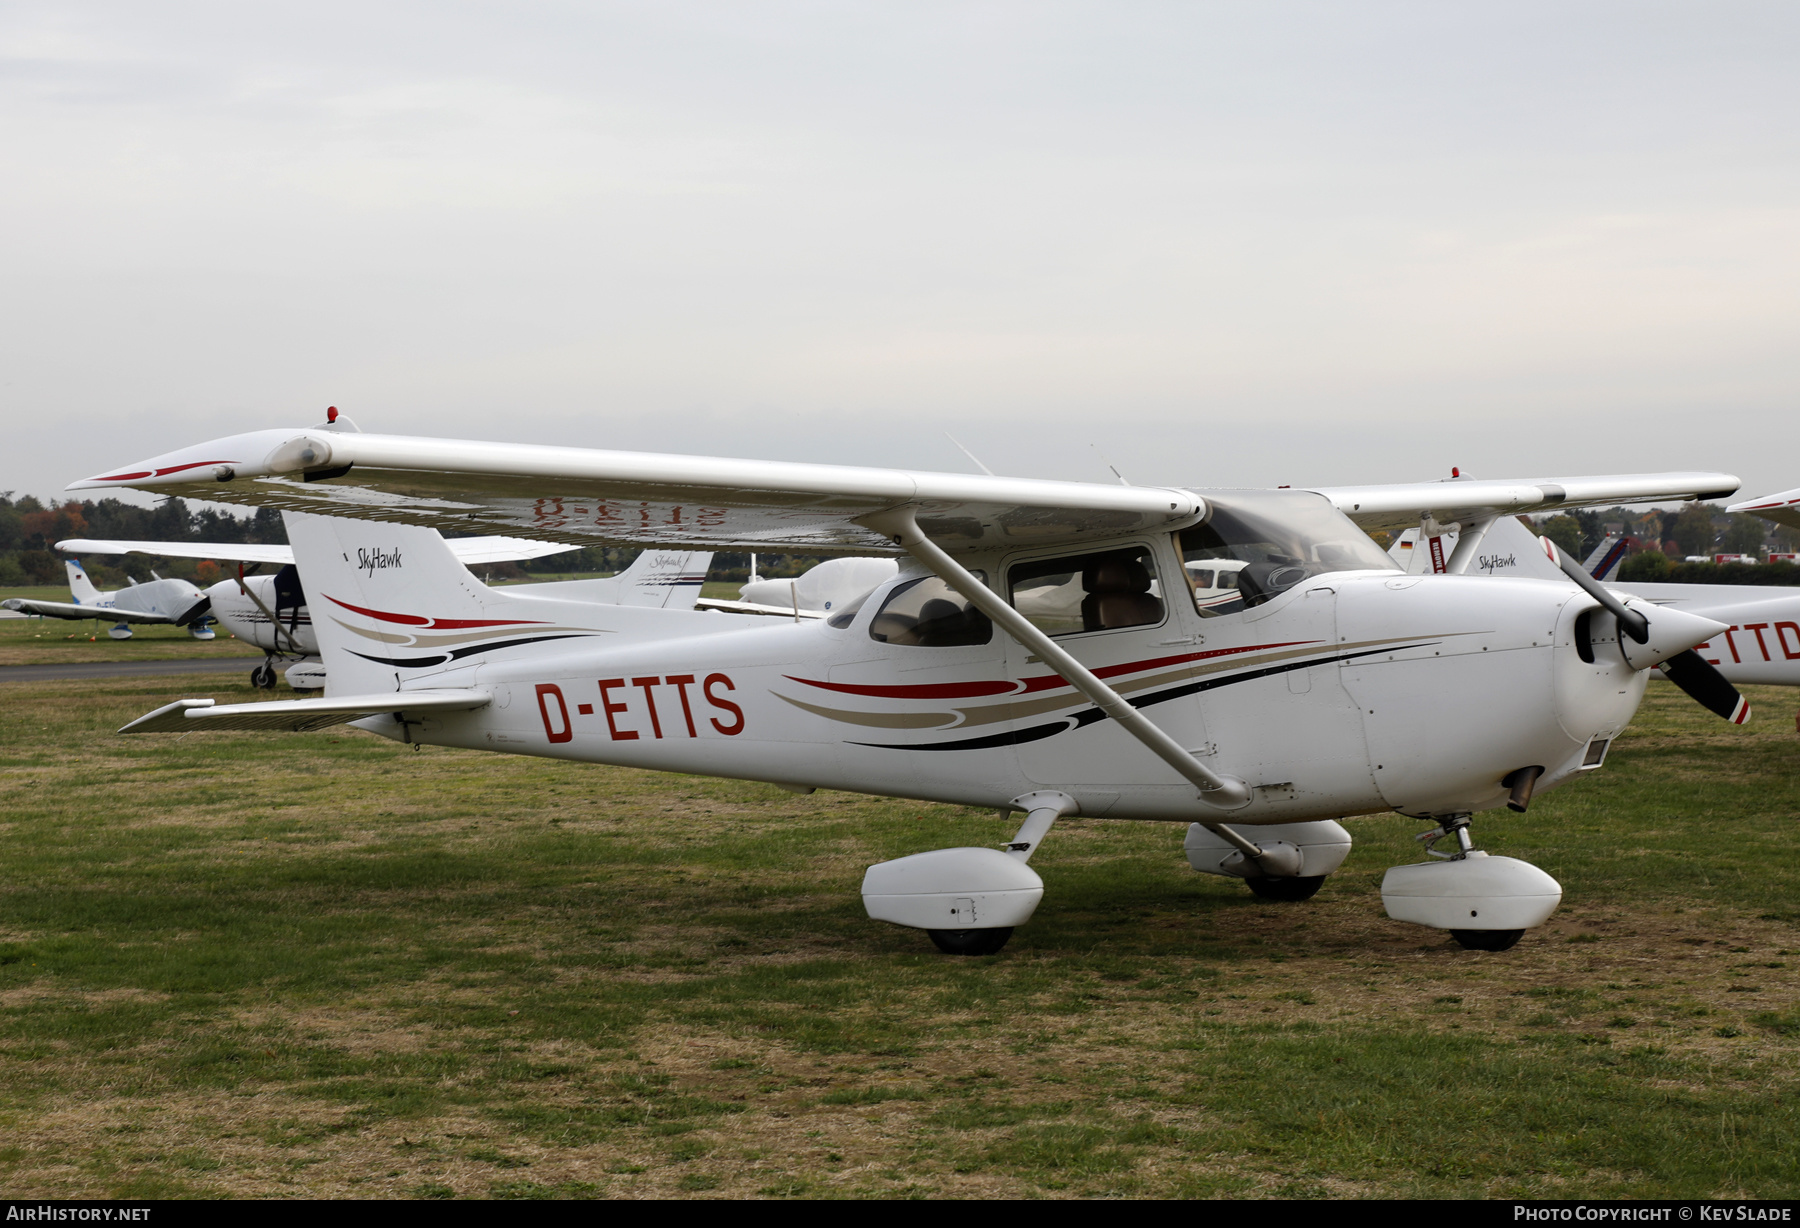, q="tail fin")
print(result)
[1386,527,1455,575]
[608,549,711,609]
[1582,534,1631,581]
[283,511,510,696]
[507,549,712,609]
[65,559,102,604]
